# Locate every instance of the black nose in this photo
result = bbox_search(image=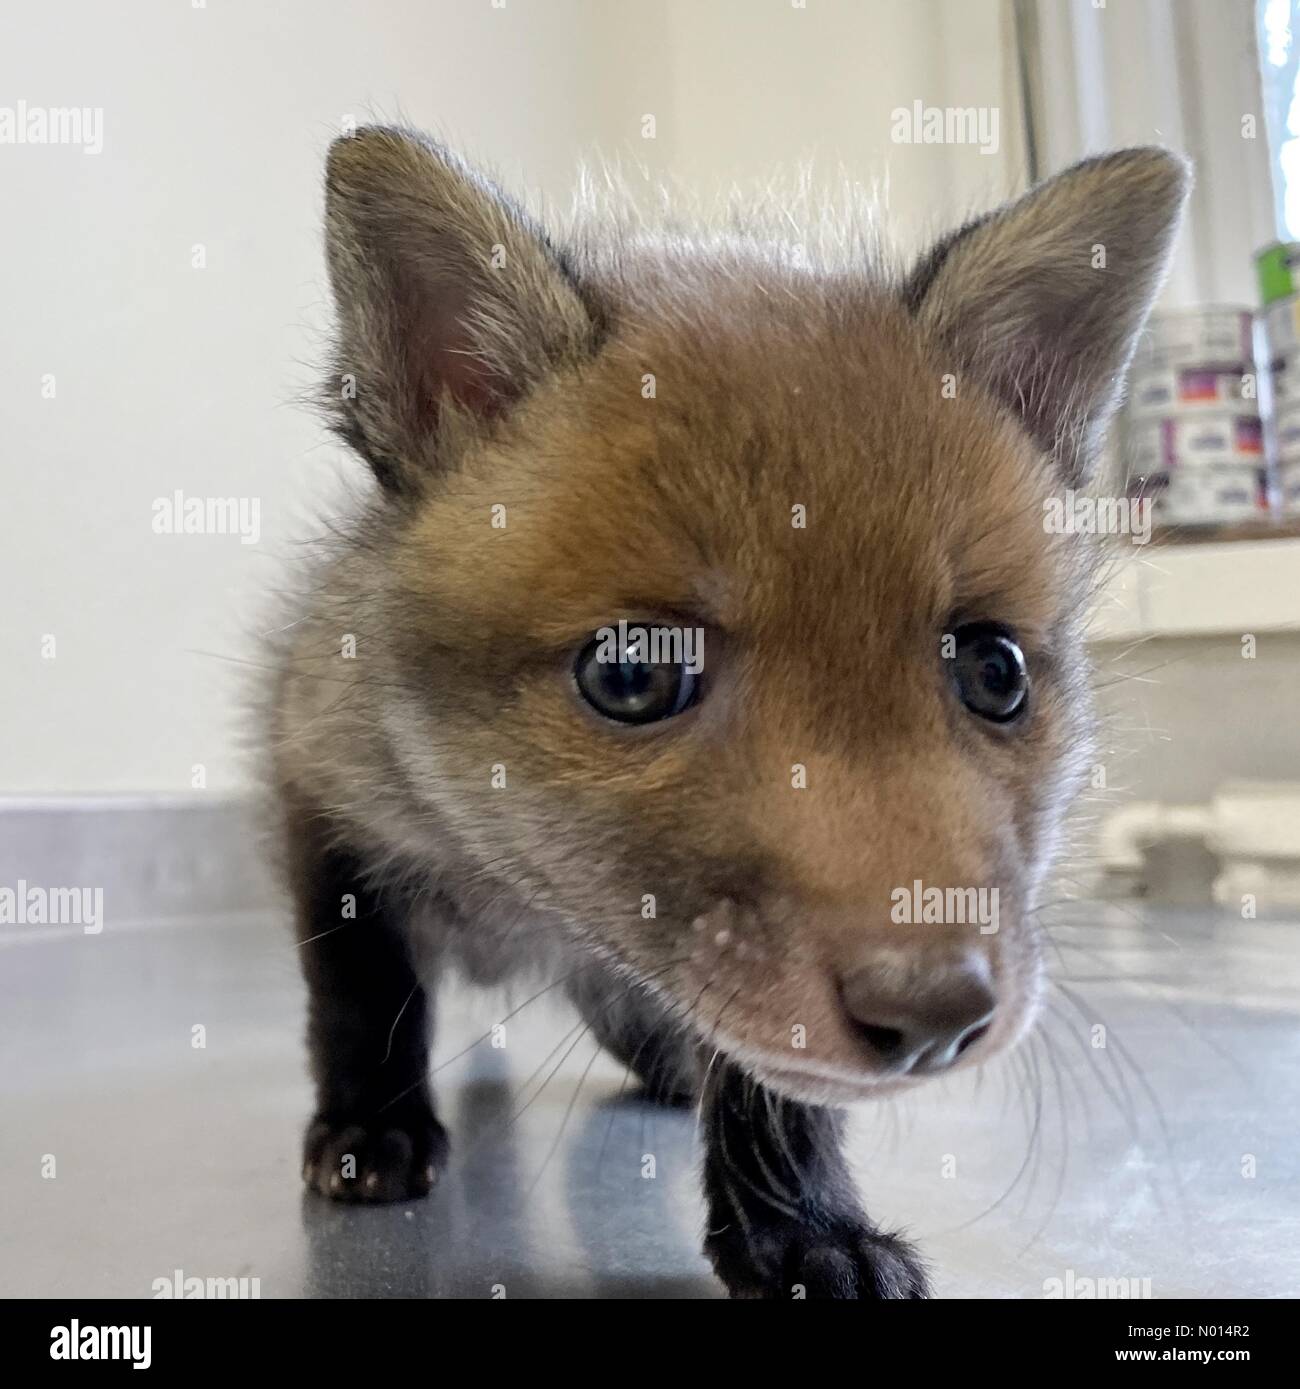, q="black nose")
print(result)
[840,953,996,1075]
